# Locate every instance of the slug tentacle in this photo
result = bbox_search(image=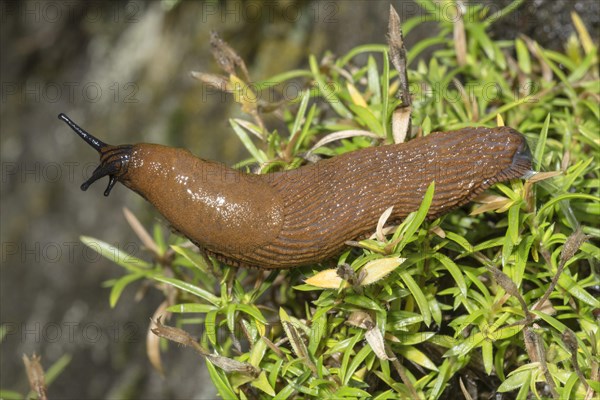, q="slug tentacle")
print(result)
[58,113,107,151]
[58,114,133,196]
